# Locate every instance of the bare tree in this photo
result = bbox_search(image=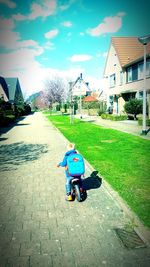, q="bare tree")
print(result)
[43,75,68,108]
